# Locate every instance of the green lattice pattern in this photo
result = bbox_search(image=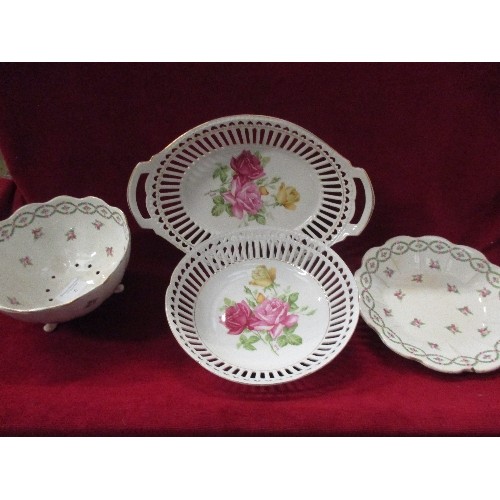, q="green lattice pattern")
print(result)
[1,201,125,242]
